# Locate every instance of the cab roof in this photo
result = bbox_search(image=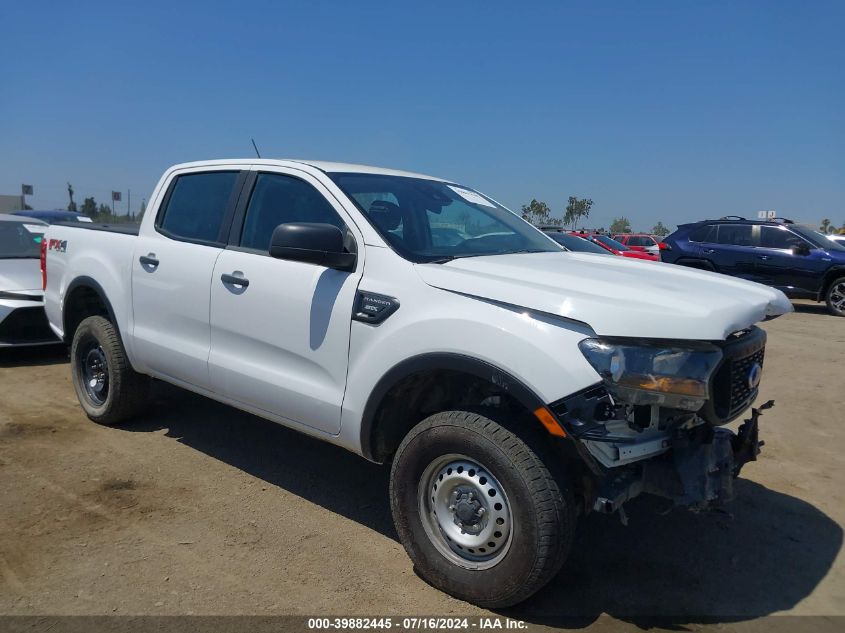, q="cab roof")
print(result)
[168,159,448,182]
